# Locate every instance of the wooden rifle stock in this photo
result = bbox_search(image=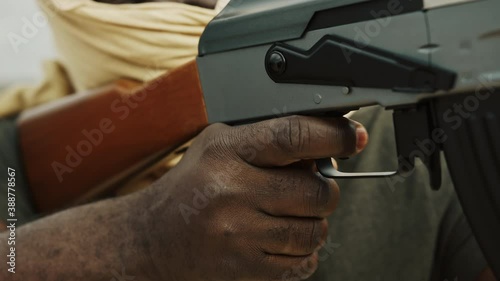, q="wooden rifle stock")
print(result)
[18,61,208,213]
